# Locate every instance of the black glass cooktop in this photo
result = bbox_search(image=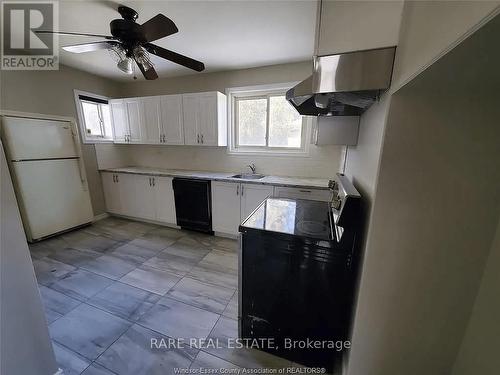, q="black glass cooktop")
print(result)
[239,197,333,240]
